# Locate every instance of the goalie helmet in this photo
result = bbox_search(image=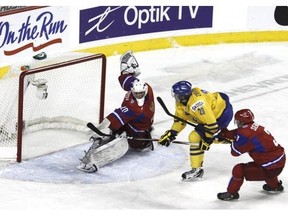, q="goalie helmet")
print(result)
[131,80,148,106]
[234,109,254,128]
[171,81,192,104]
